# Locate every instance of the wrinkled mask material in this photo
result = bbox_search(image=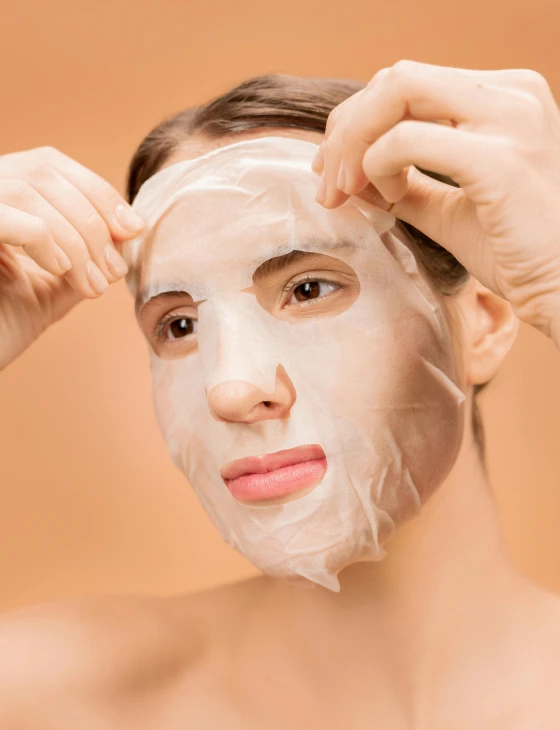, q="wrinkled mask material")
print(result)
[123,136,465,592]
